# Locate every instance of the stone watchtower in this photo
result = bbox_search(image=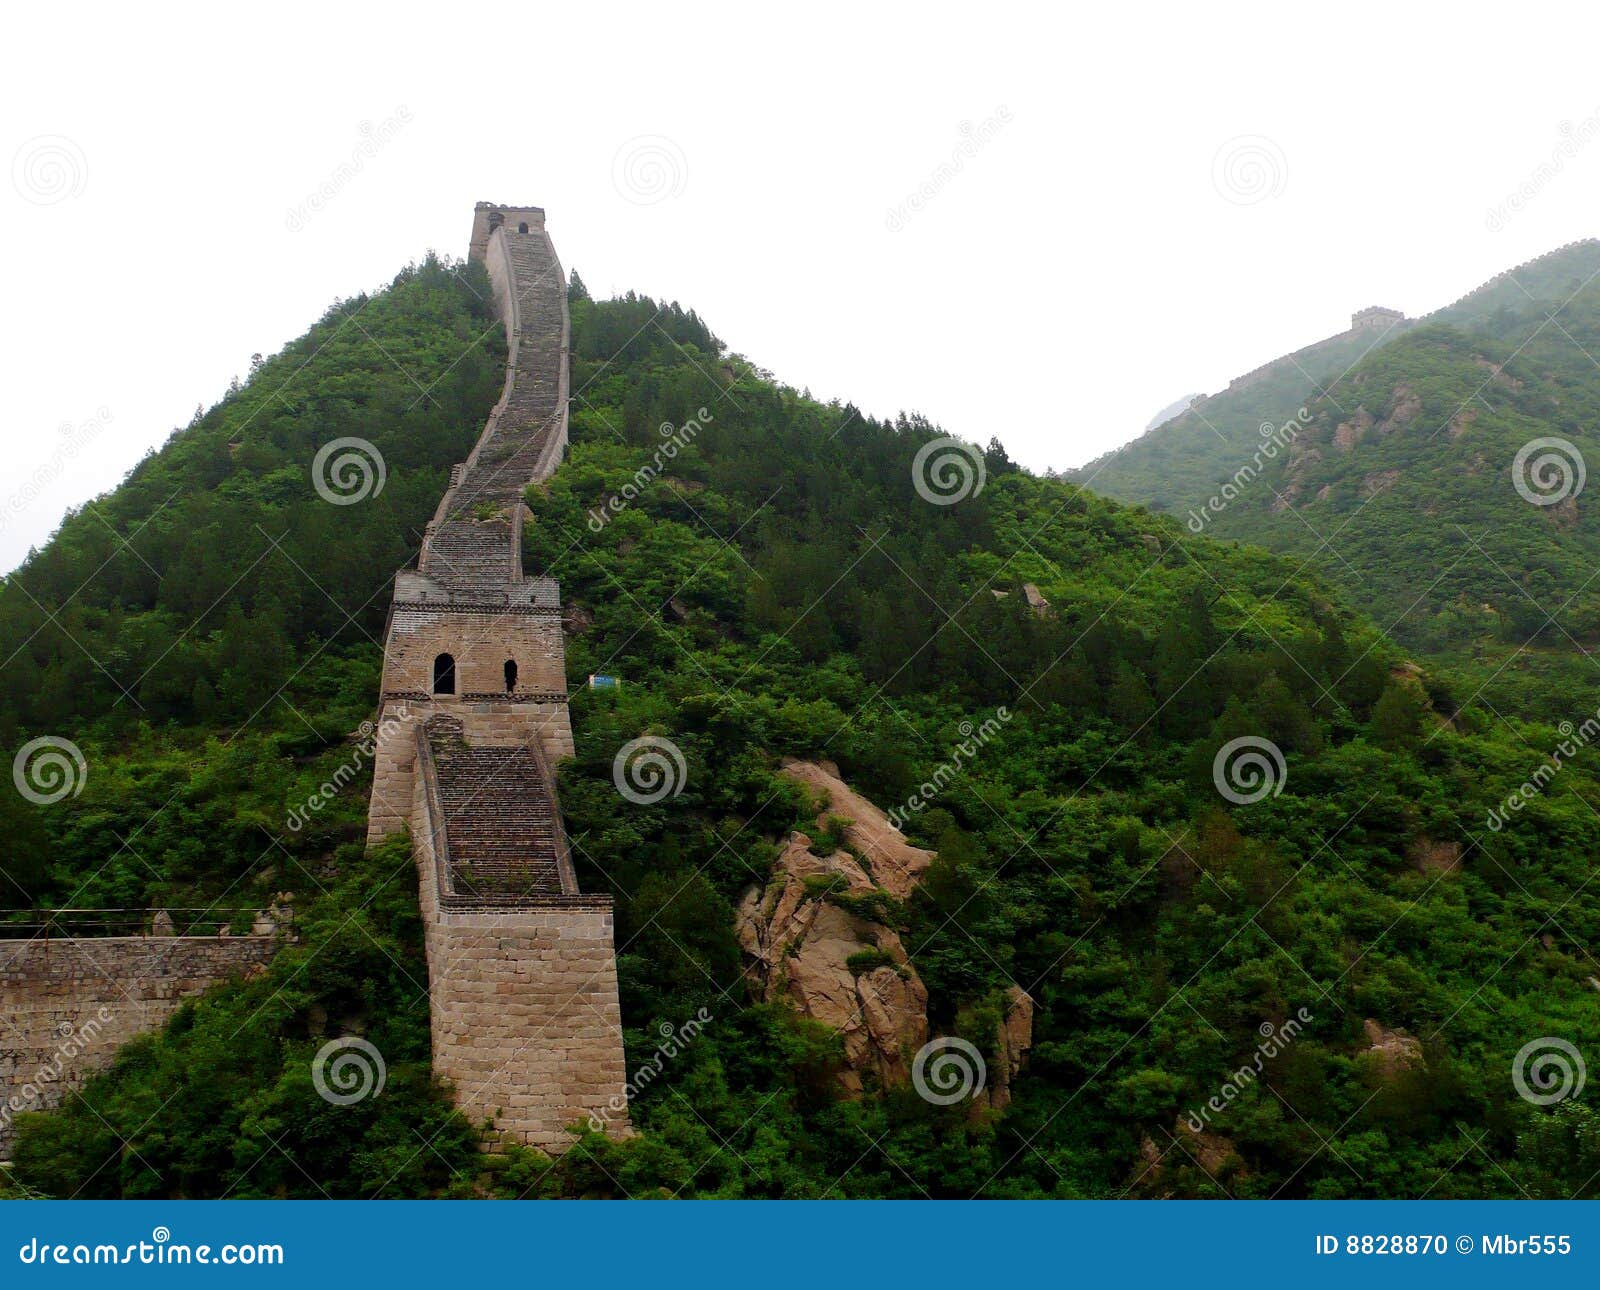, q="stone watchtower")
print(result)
[366,204,628,1151]
[1351,305,1406,331]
